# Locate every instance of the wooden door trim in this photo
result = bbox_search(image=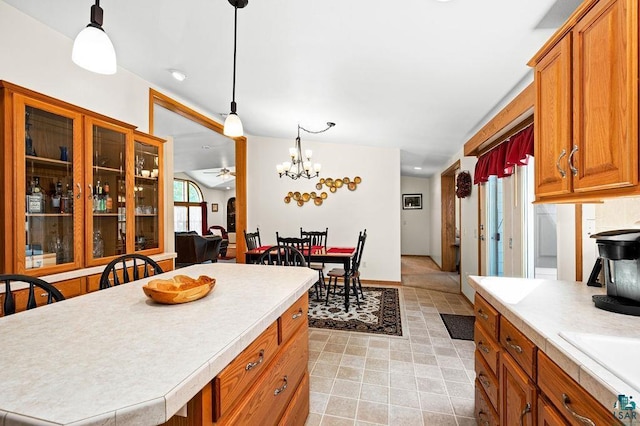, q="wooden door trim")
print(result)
[441,160,460,274]
[148,89,248,262]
